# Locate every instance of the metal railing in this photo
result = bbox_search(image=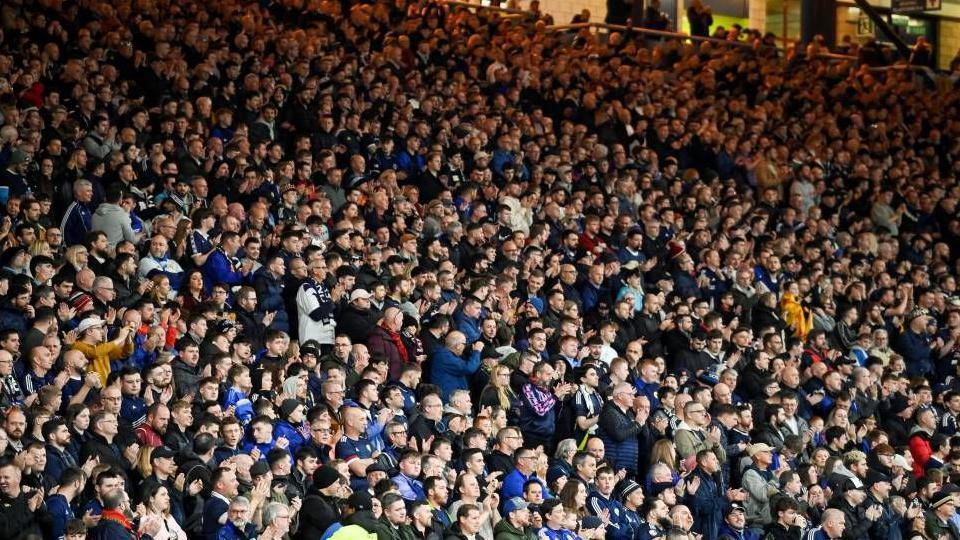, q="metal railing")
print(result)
[443,0,537,17]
